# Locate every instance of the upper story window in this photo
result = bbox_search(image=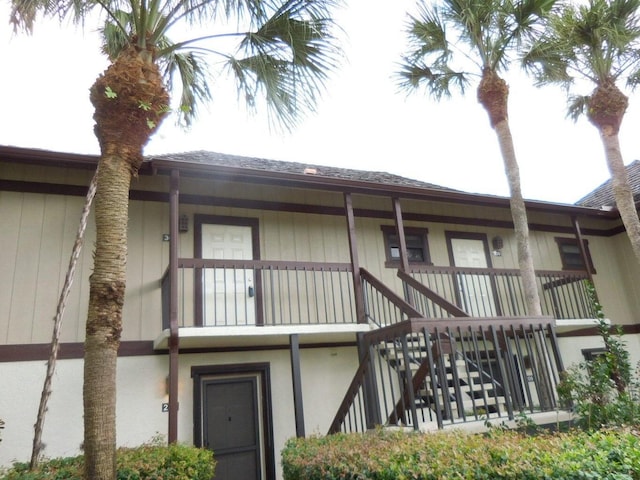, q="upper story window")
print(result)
[381,226,432,267]
[555,237,596,273]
